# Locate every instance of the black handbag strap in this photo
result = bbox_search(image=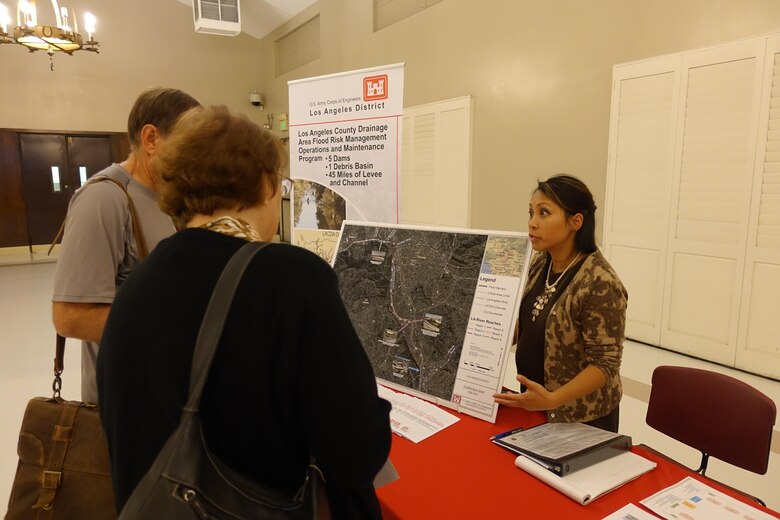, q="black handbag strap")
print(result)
[186,241,272,408]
